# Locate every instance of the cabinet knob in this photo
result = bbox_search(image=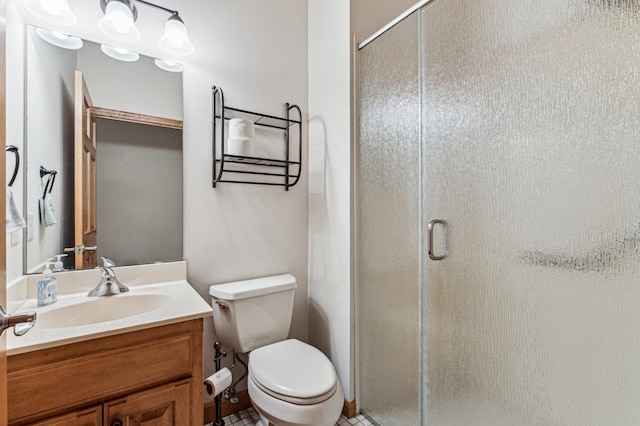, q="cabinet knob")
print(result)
[110,419,123,426]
